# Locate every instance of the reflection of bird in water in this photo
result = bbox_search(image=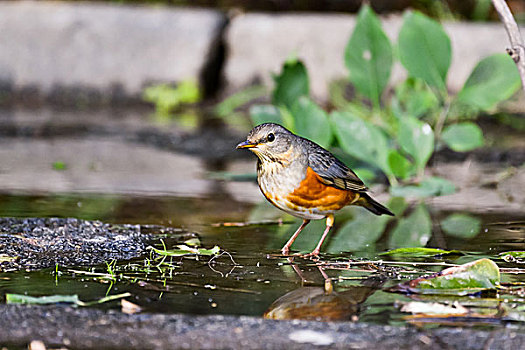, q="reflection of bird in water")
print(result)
[264,259,383,321]
[237,123,393,256]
